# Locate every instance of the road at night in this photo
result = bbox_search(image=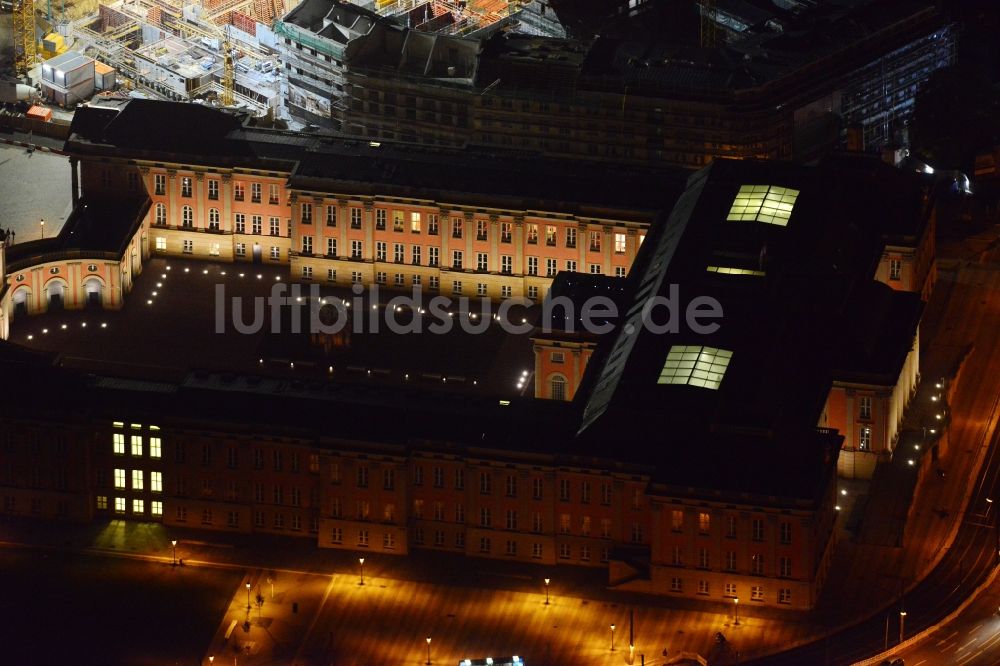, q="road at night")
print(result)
[748,263,1000,666]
